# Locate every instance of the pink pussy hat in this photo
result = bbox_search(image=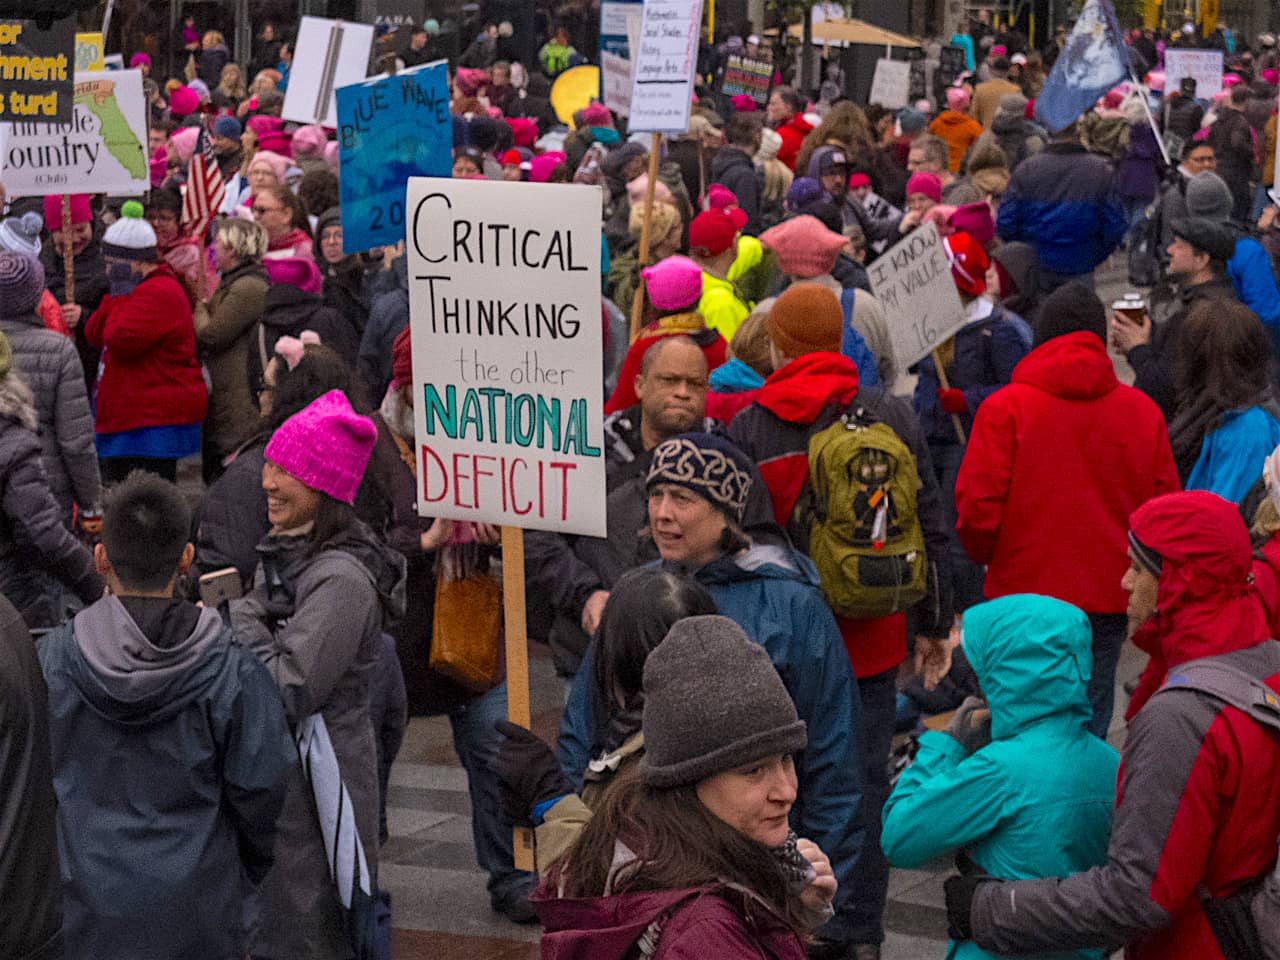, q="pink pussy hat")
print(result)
[264,389,376,505]
[641,255,704,311]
